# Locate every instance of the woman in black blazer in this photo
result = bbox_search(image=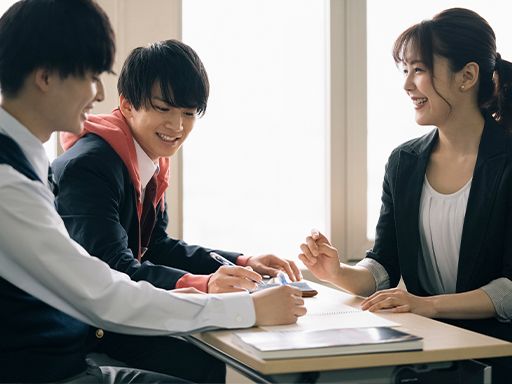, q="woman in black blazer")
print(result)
[300,8,512,381]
